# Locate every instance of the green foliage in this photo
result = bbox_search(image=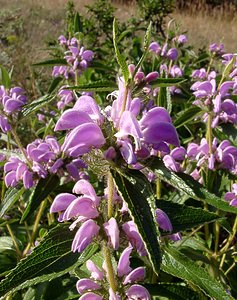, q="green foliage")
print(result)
[112,169,162,274]
[136,0,175,37]
[0,224,99,297]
